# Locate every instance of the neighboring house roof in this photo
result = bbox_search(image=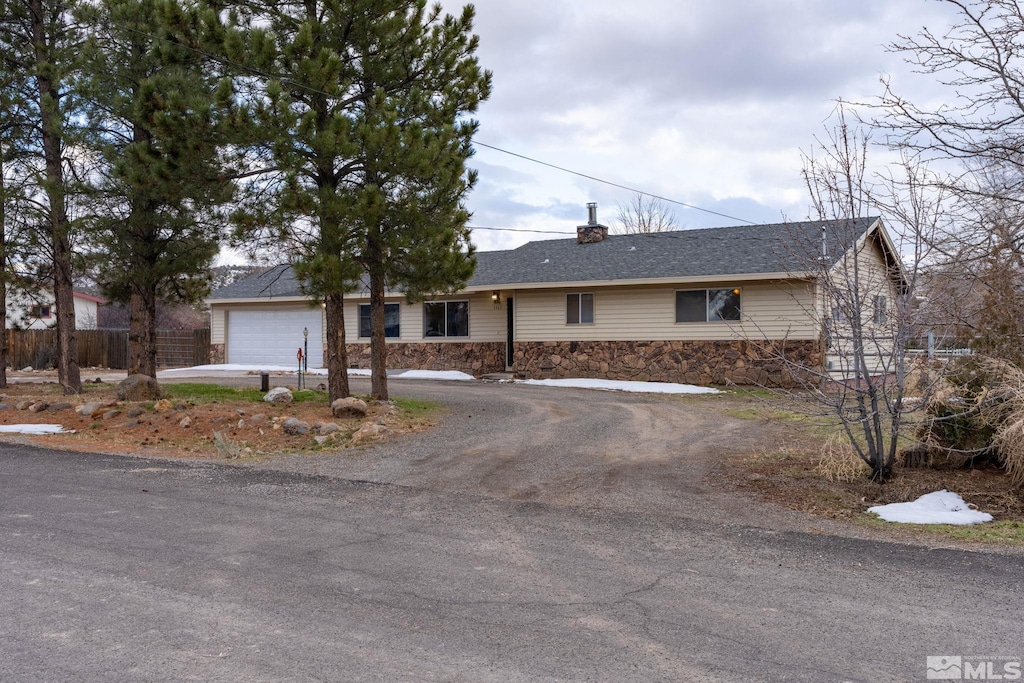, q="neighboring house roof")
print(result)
[208,217,883,300]
[73,291,108,304]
